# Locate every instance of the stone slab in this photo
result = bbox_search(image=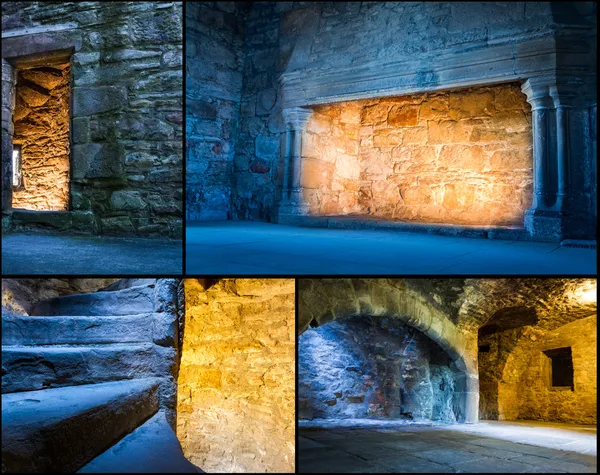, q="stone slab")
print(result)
[2,314,155,346]
[1,344,168,393]
[1,378,159,473]
[30,284,155,316]
[78,411,202,473]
